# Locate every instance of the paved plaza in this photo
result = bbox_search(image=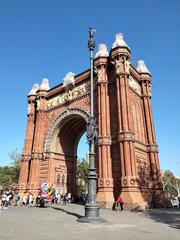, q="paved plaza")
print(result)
[0,204,179,240]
